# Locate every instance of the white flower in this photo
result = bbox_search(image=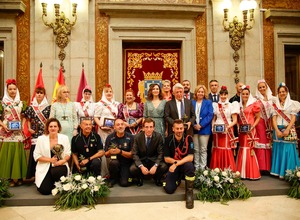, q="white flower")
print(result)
[214,168,220,173]
[94,185,99,191]
[297,171,300,178]
[74,175,82,181]
[97,176,103,181]
[63,183,71,191]
[81,183,88,189]
[88,176,96,183]
[60,176,66,182]
[51,188,58,196]
[229,179,234,184]
[203,170,209,176]
[222,171,227,177]
[235,171,240,177]
[214,176,220,182]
